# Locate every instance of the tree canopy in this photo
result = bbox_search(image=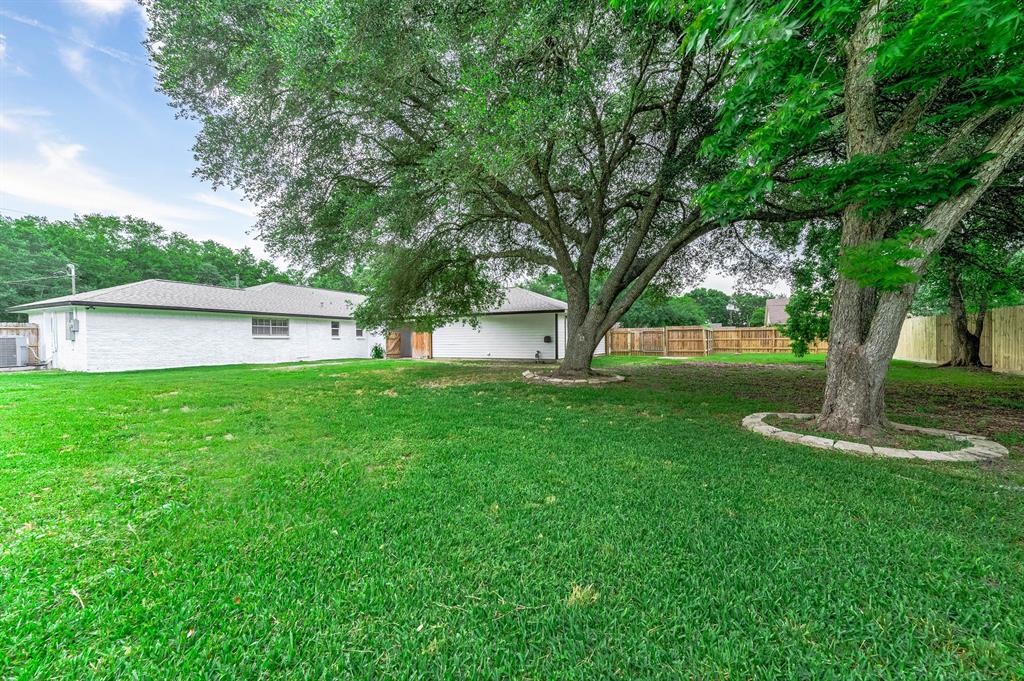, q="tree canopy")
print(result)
[911,173,1024,319]
[147,0,814,374]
